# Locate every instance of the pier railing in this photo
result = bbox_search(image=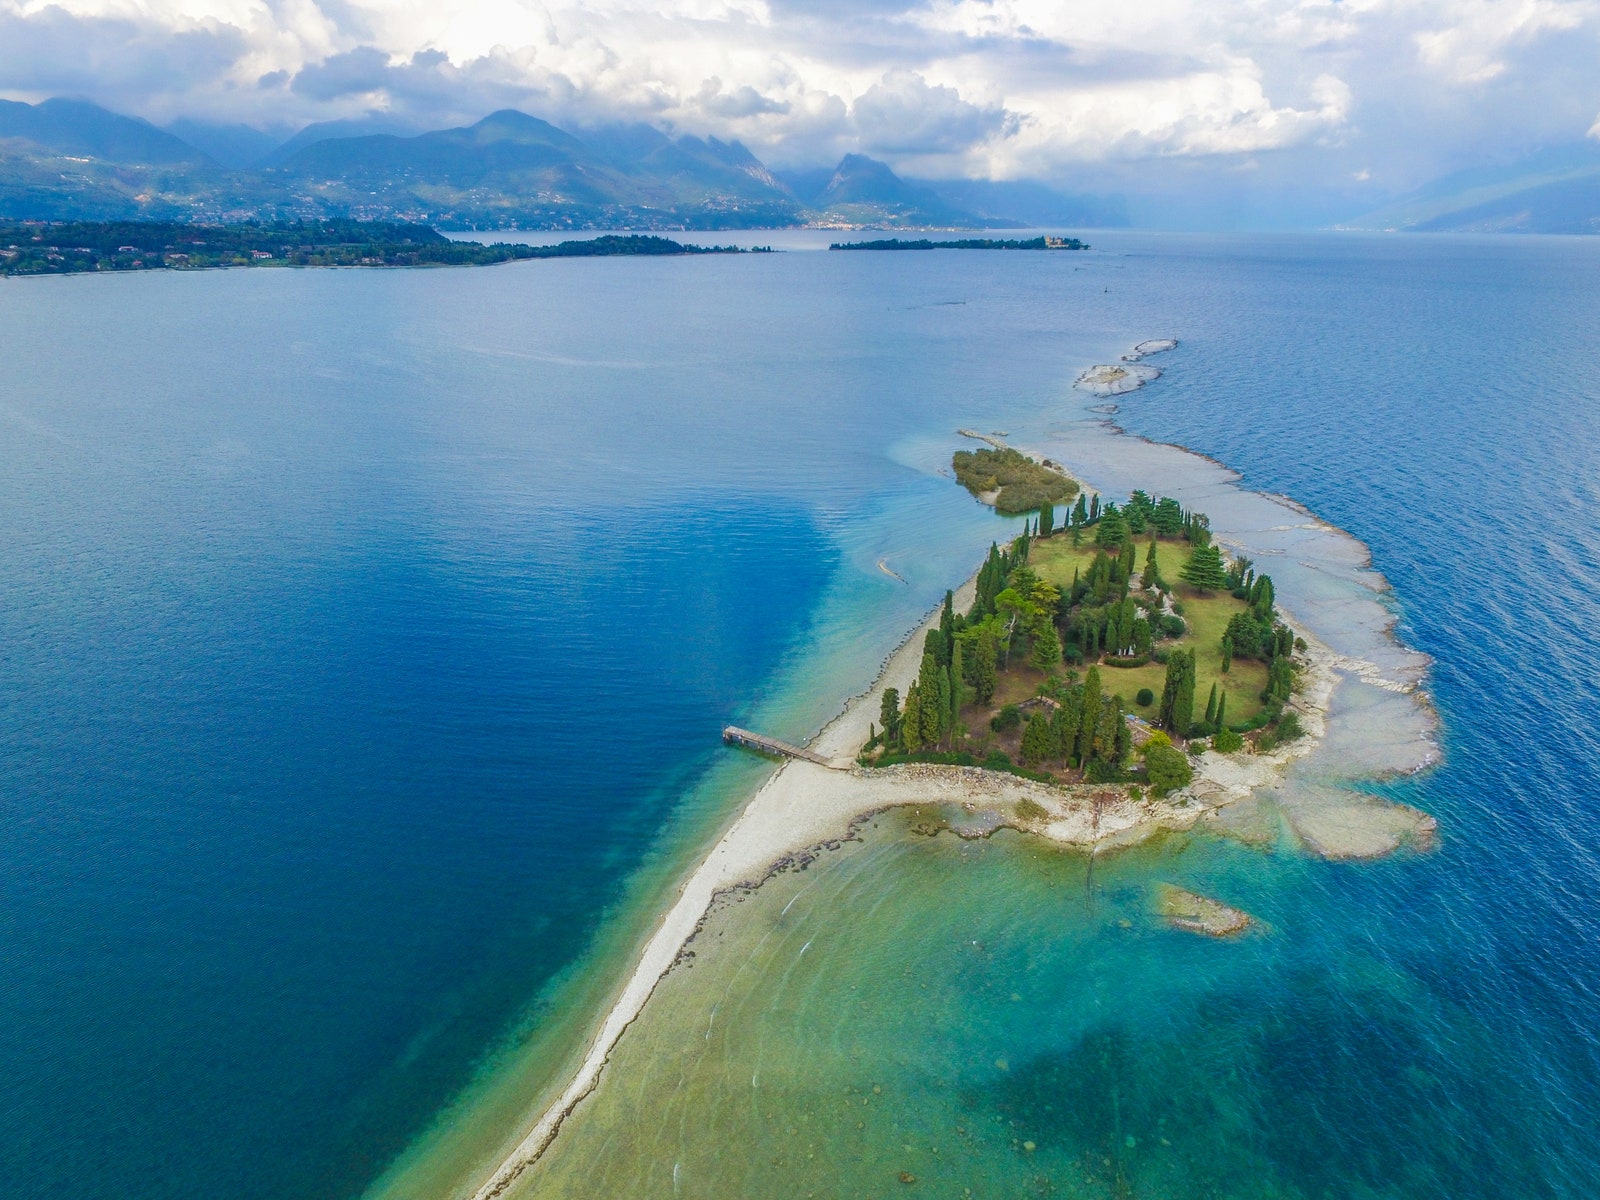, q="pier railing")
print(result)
[721,726,832,766]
